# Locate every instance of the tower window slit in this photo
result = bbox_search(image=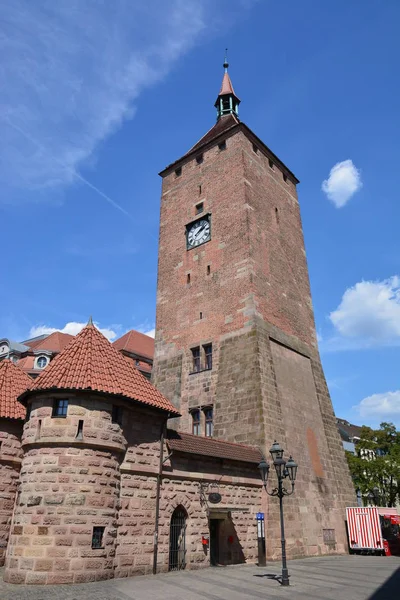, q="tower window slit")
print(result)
[92,526,105,549]
[283,173,288,183]
[187,273,191,284]
[196,202,203,214]
[199,312,203,320]
[275,207,279,225]
[269,158,274,169]
[218,140,226,151]
[252,143,258,154]
[207,265,211,275]
[76,420,84,440]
